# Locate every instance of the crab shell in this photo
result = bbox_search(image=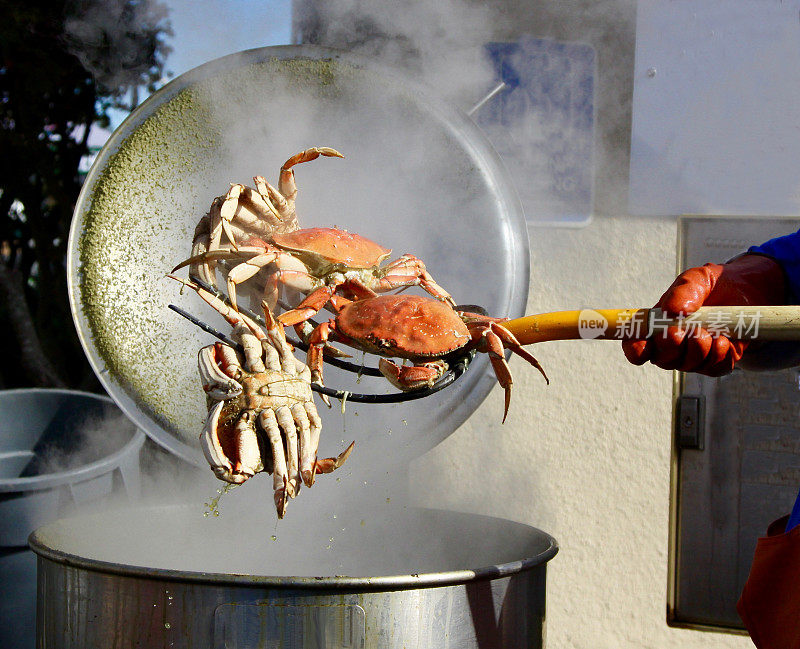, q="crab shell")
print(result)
[335,295,471,359]
[271,227,392,270]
